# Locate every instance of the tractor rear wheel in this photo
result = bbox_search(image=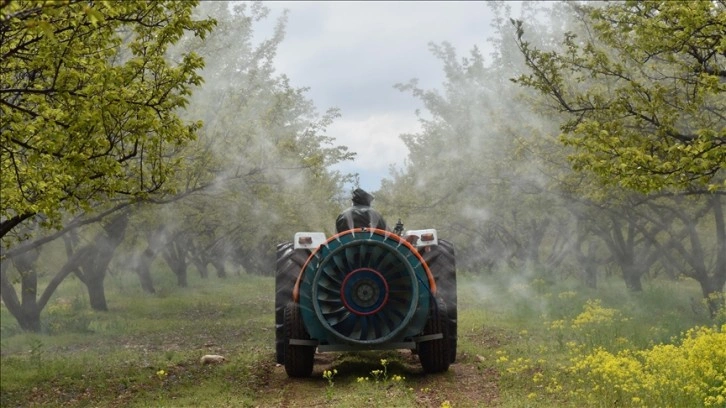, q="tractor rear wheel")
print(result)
[284,302,315,377]
[275,242,310,364]
[418,297,451,374]
[423,239,457,363]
